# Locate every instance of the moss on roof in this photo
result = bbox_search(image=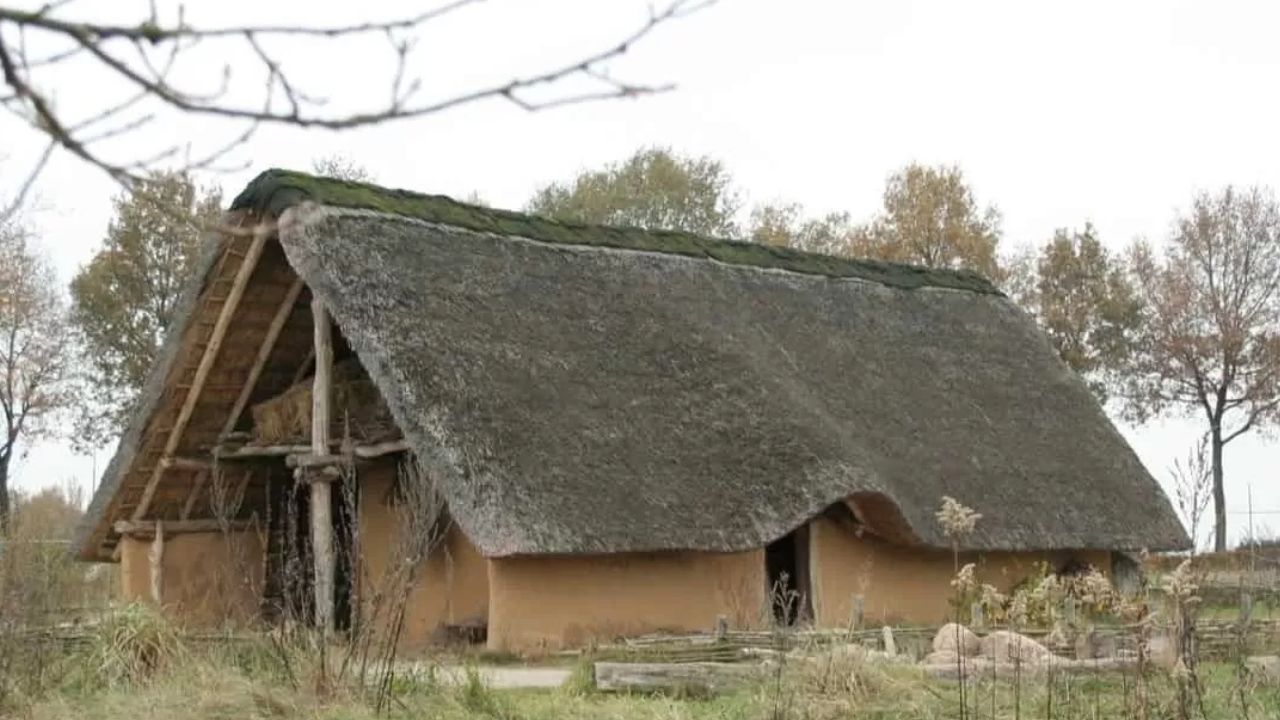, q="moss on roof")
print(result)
[230,168,1002,294]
